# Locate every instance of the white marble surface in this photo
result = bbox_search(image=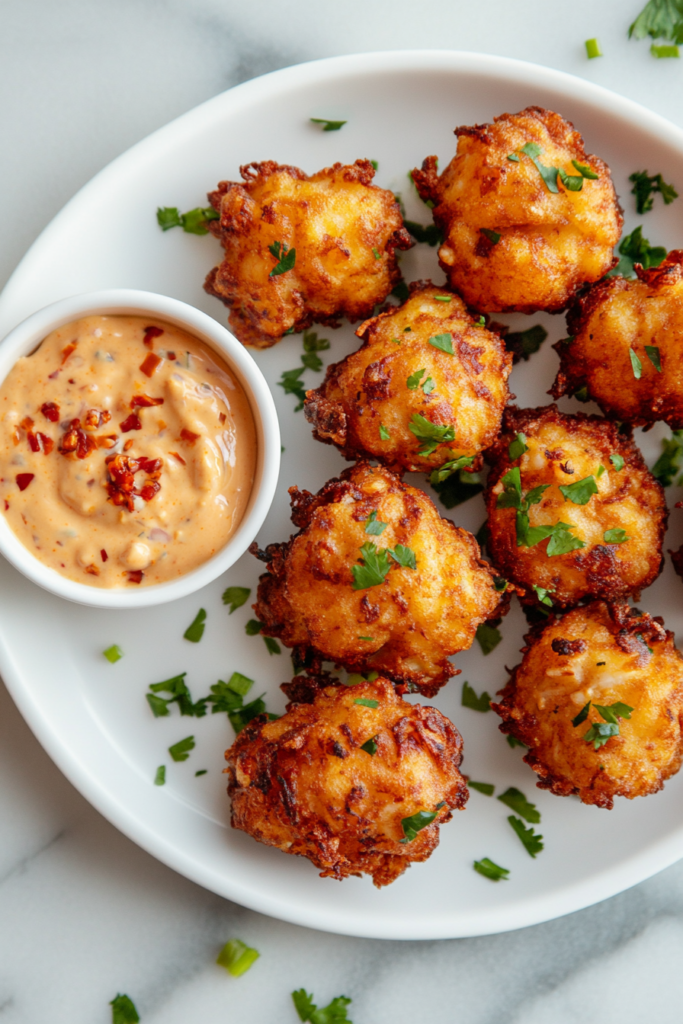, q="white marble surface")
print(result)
[3,2,683,1021]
